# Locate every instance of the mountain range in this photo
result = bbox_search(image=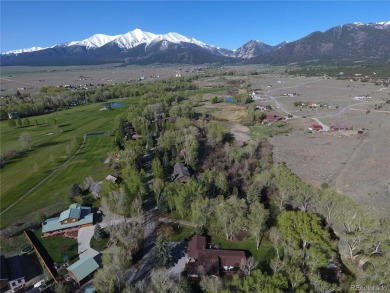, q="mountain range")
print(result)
[1,21,389,66]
